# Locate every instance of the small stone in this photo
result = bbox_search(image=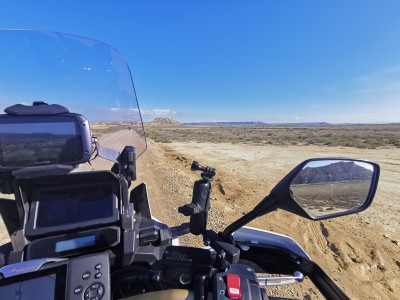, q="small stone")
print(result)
[348,254,361,263]
[359,263,371,273]
[377,263,387,271]
[395,260,400,269]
